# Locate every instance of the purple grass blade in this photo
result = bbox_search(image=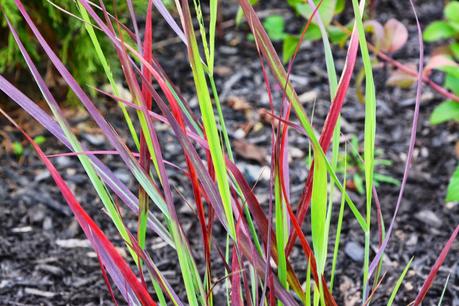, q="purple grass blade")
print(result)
[152,0,187,44]
[0,75,171,245]
[368,0,424,279]
[14,0,178,223]
[126,0,142,51]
